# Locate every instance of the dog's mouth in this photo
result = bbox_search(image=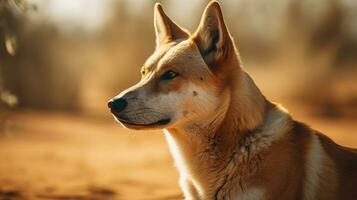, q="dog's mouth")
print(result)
[112,113,171,129]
